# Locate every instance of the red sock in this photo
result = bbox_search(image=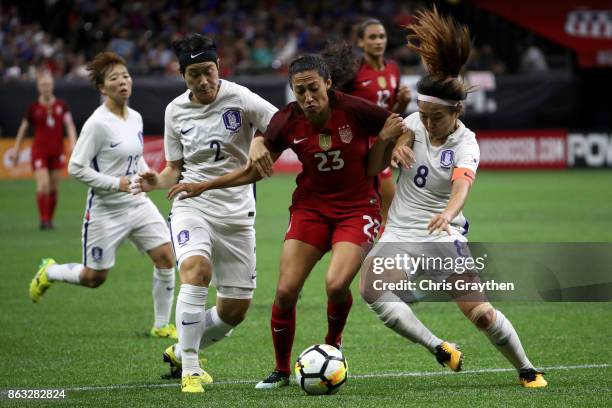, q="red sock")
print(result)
[36,192,50,223]
[325,291,353,348]
[49,190,58,221]
[271,304,296,374]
